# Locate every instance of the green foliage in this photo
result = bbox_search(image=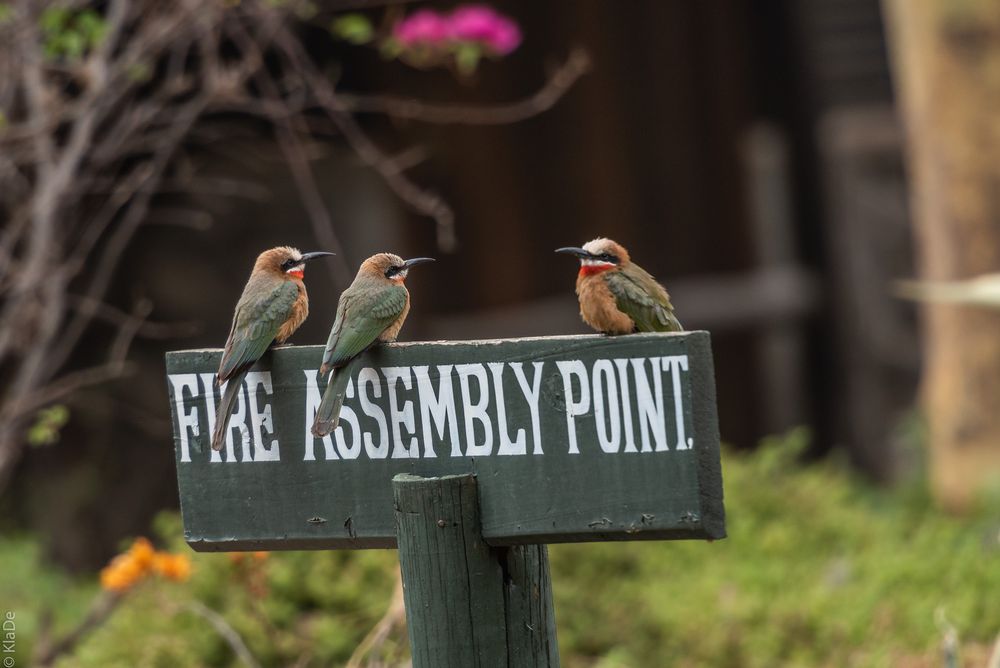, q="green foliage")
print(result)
[0,4,14,26]
[551,429,1000,666]
[454,43,482,77]
[331,14,374,46]
[1,431,998,666]
[27,405,69,446]
[0,538,98,665]
[39,7,107,61]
